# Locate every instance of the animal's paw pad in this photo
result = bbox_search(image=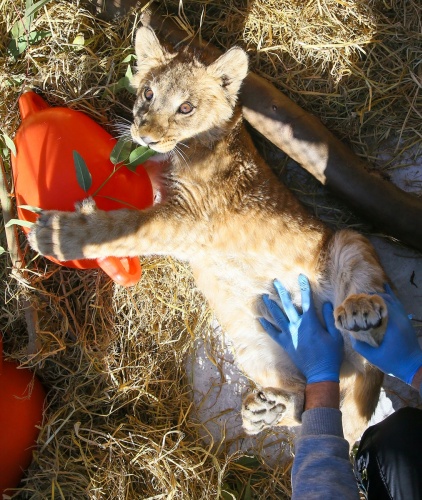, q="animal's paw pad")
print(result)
[241,388,290,435]
[335,294,387,346]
